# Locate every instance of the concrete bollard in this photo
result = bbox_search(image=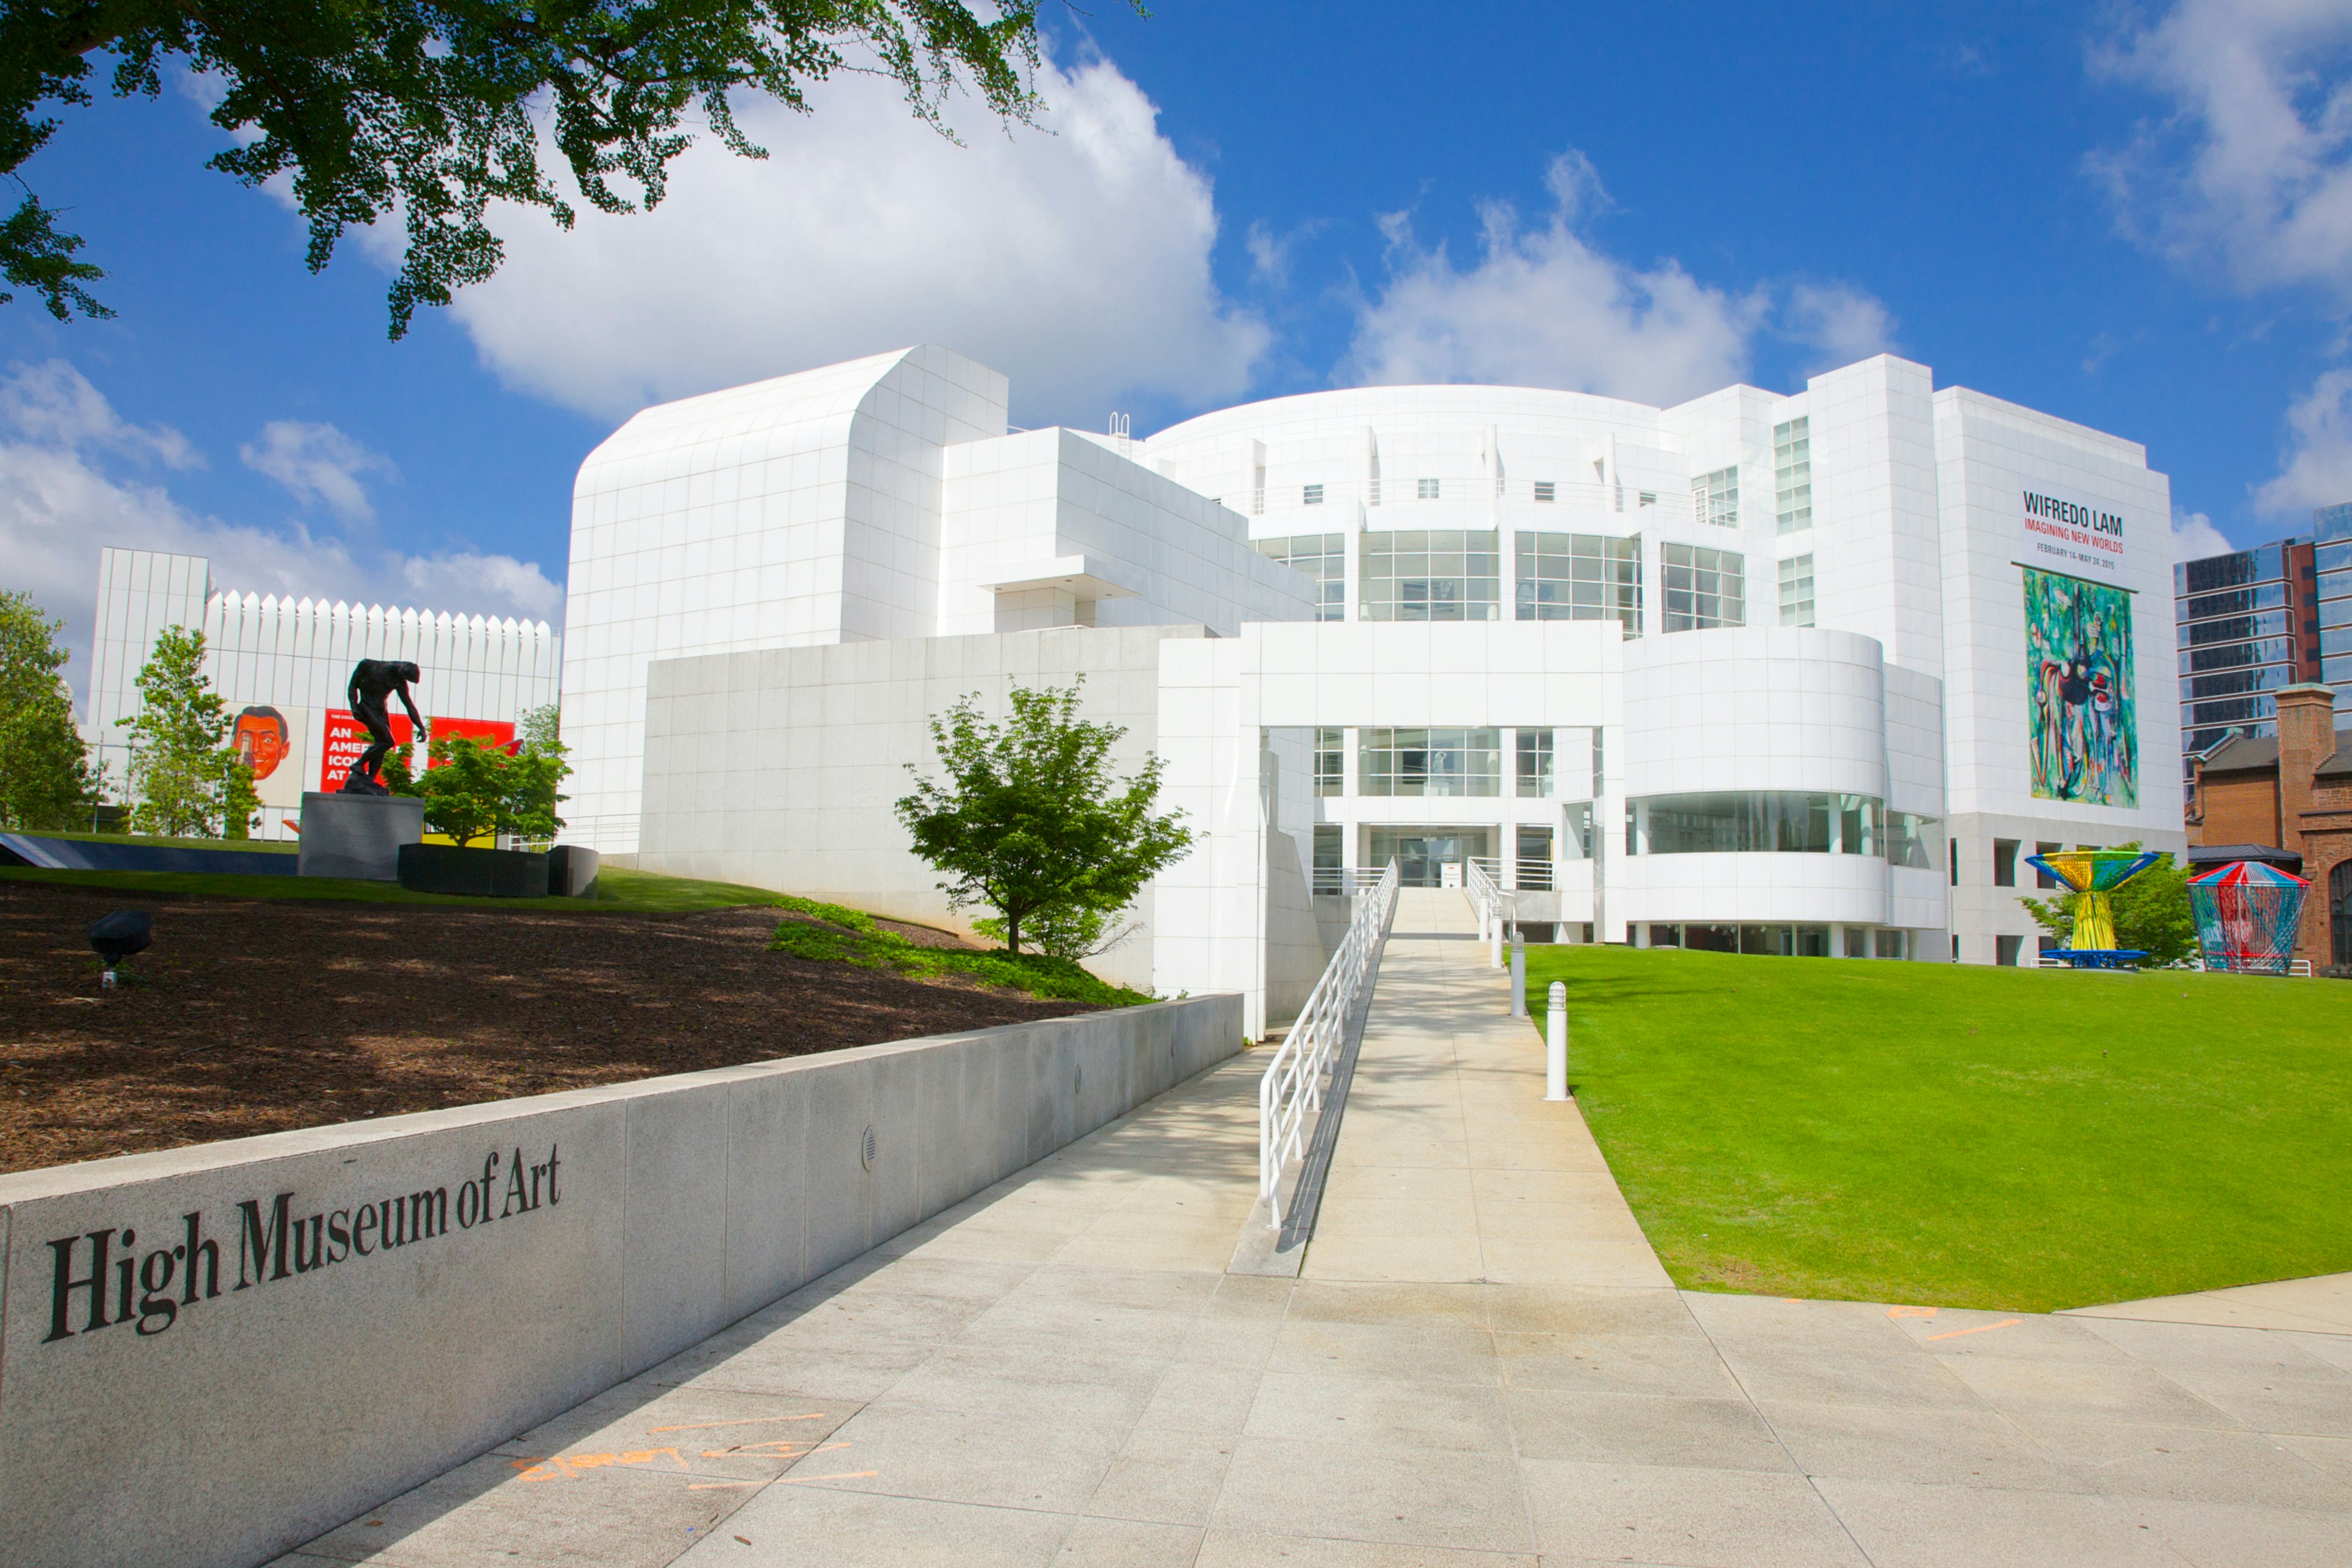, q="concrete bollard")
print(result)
[1545,981,1568,1100]
[1490,915,1503,970]
[1510,937,1527,1017]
